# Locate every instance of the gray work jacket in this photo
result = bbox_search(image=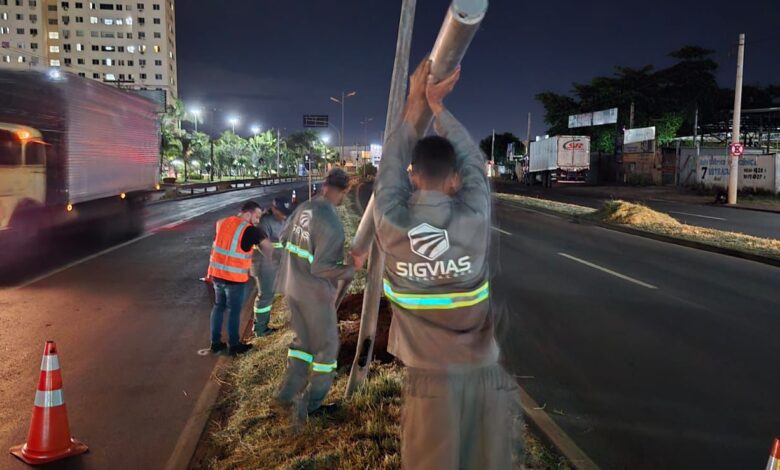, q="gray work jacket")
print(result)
[373,110,499,369]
